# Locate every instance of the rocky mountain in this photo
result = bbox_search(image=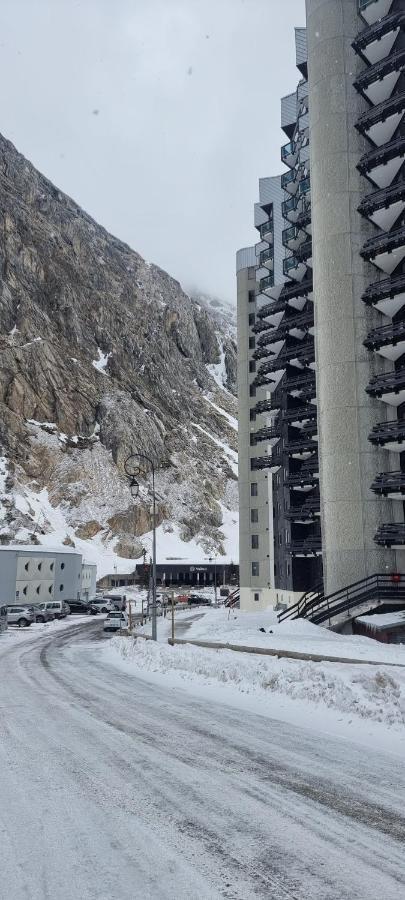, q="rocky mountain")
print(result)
[0,134,238,573]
